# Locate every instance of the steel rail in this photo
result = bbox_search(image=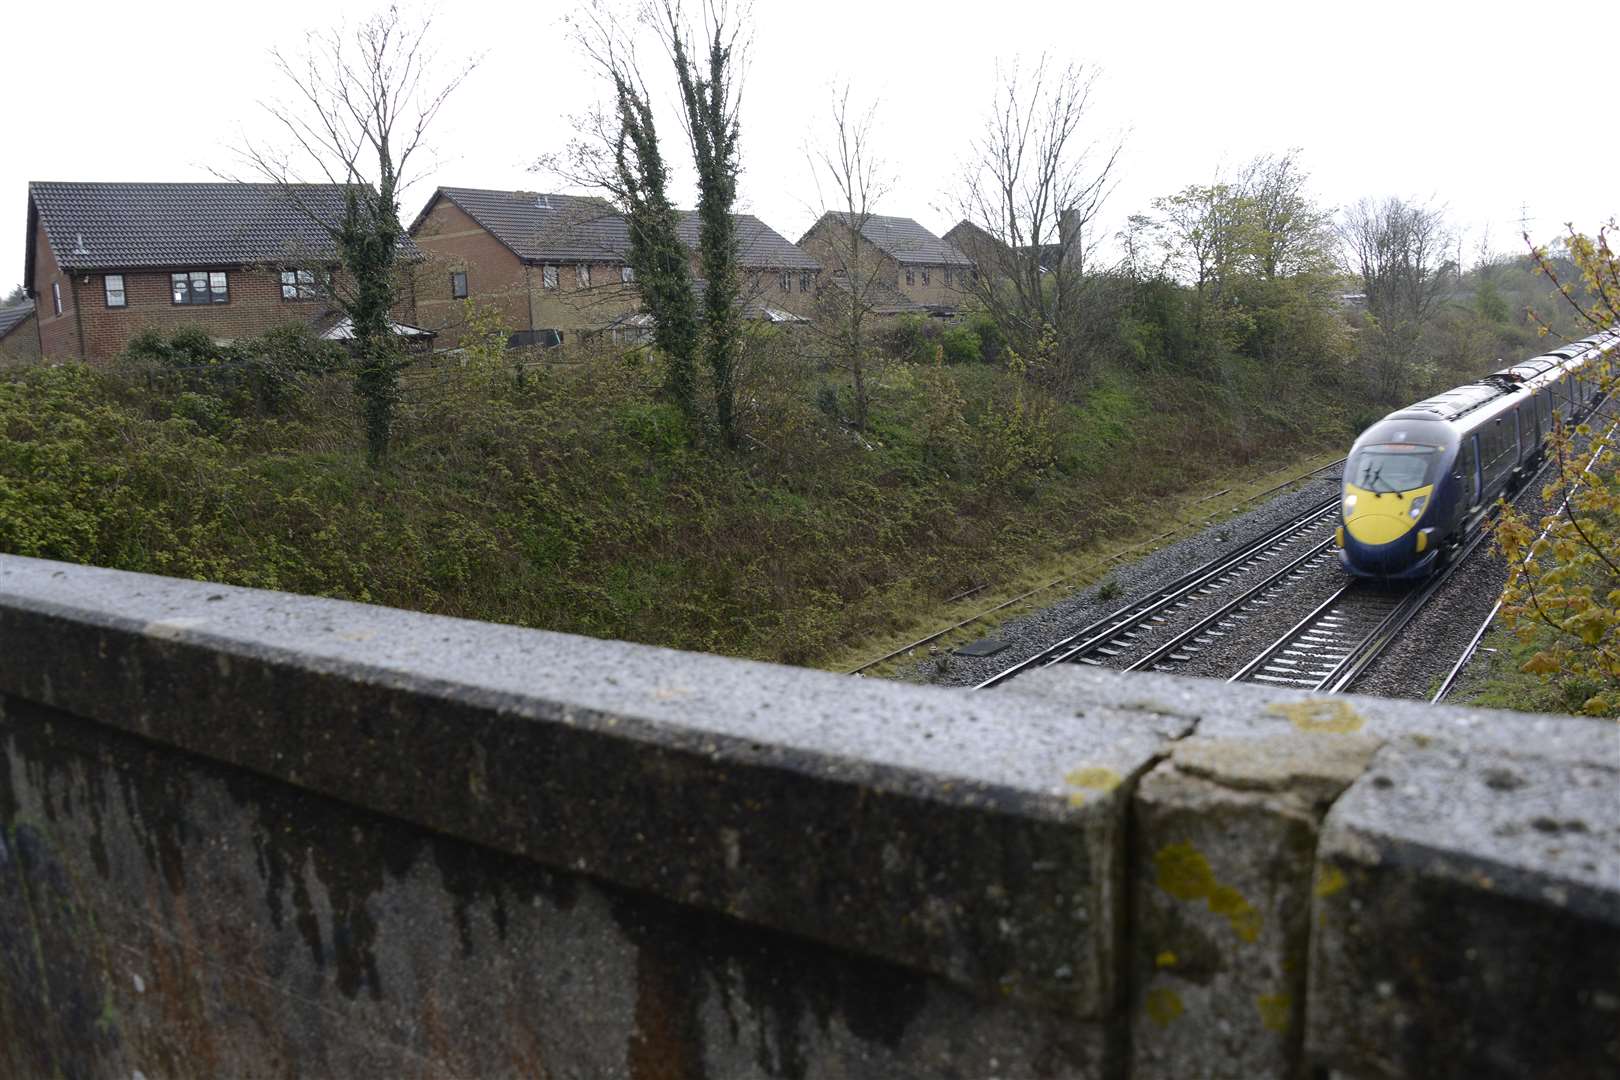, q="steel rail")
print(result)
[975,495,1341,689]
[1126,536,1337,673]
[1317,528,1492,693]
[1226,584,1354,686]
[854,458,1350,677]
